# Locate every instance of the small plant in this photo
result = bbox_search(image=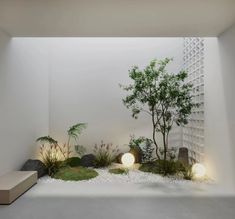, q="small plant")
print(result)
[109,168,129,175]
[139,160,185,176]
[128,135,144,163]
[75,145,86,157]
[129,136,154,163]
[129,135,145,149]
[182,165,193,180]
[141,138,154,163]
[93,141,119,168]
[36,123,87,175]
[159,147,177,161]
[67,123,87,158]
[37,136,65,176]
